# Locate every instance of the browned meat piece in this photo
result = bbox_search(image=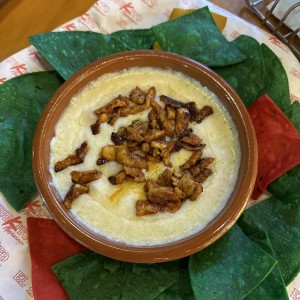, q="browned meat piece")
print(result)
[159,95,187,109]
[148,110,159,130]
[108,170,127,185]
[180,150,203,170]
[151,140,174,167]
[64,184,89,209]
[90,113,109,135]
[120,87,153,117]
[111,132,126,145]
[161,106,175,138]
[143,130,165,143]
[100,145,122,162]
[176,173,202,201]
[141,143,150,153]
[136,200,159,216]
[187,103,213,123]
[116,147,148,169]
[180,133,202,146]
[129,86,147,105]
[194,168,213,183]
[124,166,145,182]
[123,120,148,142]
[135,199,182,216]
[145,154,161,163]
[54,142,88,172]
[156,168,173,187]
[178,142,205,151]
[175,108,189,137]
[145,181,180,204]
[109,166,145,185]
[189,157,214,177]
[71,170,101,185]
[94,95,129,115]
